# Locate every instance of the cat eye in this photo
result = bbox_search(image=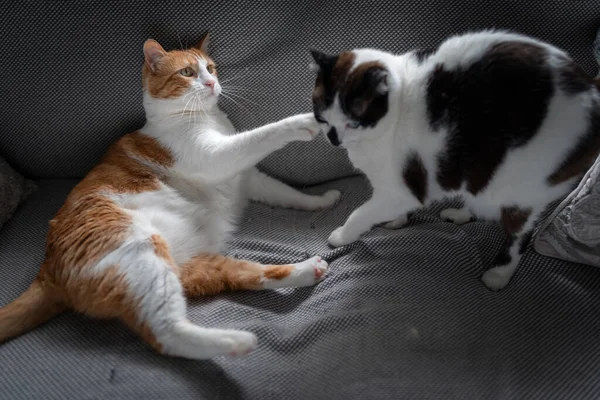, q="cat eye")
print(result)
[206,65,215,74]
[347,121,361,129]
[179,67,196,77]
